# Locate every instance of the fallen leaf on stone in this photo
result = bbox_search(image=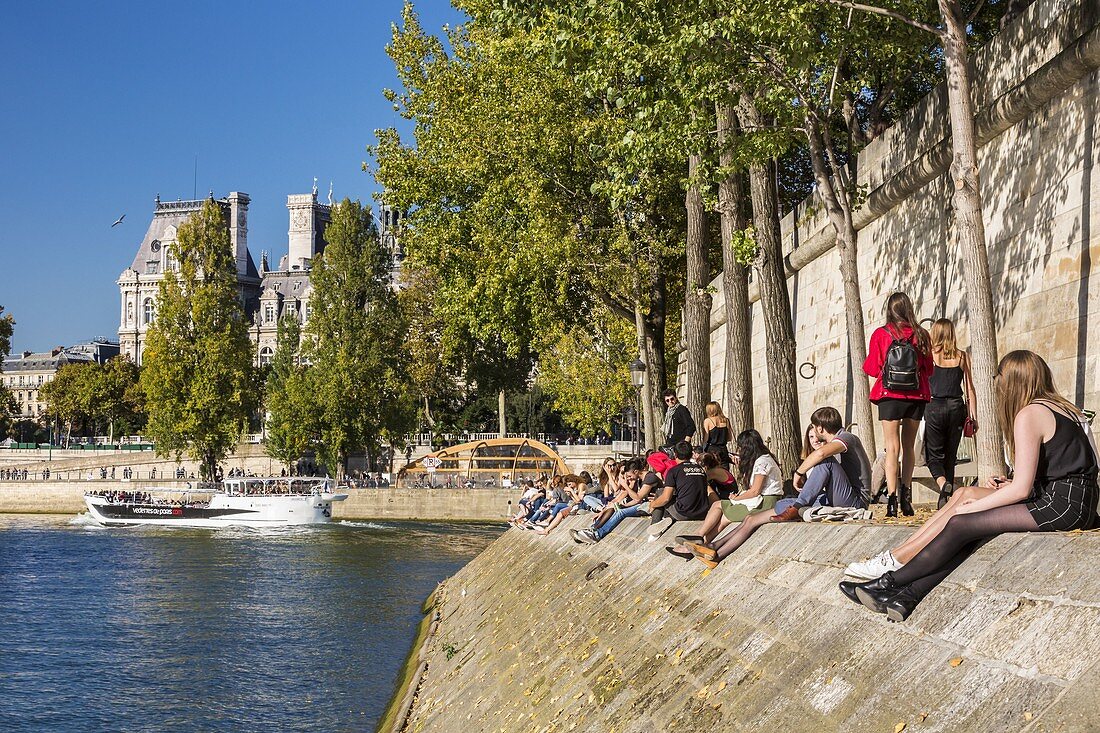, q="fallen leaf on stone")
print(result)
[717,680,728,692]
[1023,711,1033,721]
[710,700,722,709]
[919,712,928,722]
[696,685,710,698]
[949,658,963,667]
[894,723,906,733]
